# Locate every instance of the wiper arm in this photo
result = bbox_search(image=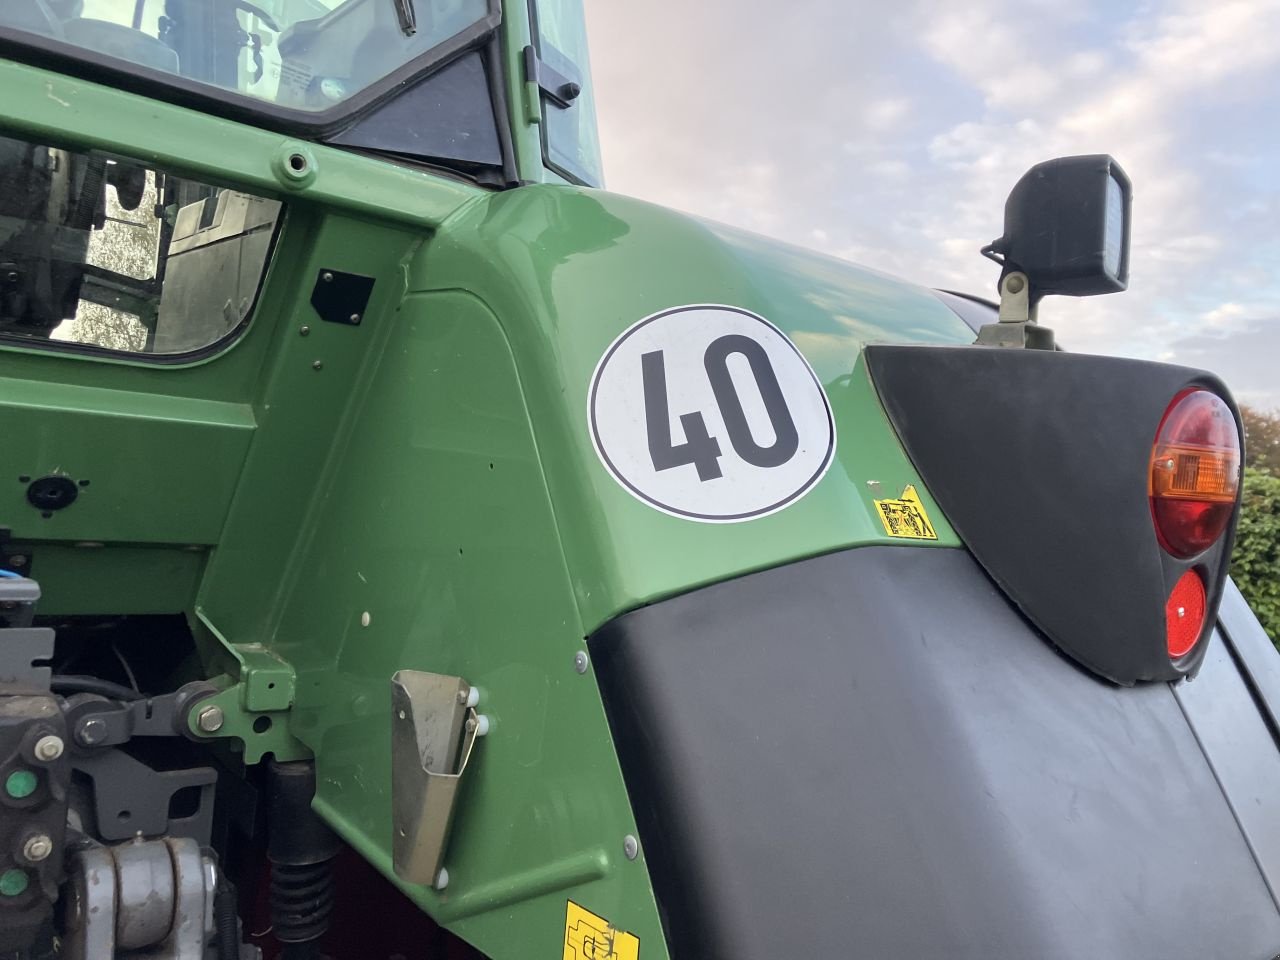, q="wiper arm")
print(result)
[392,0,416,36]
